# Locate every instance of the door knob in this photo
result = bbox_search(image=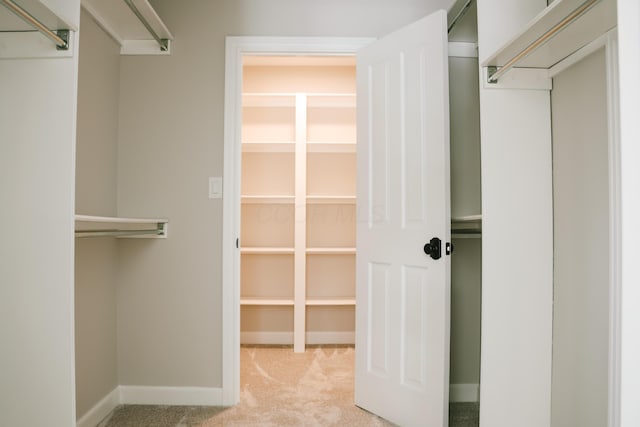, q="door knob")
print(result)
[424,237,442,260]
